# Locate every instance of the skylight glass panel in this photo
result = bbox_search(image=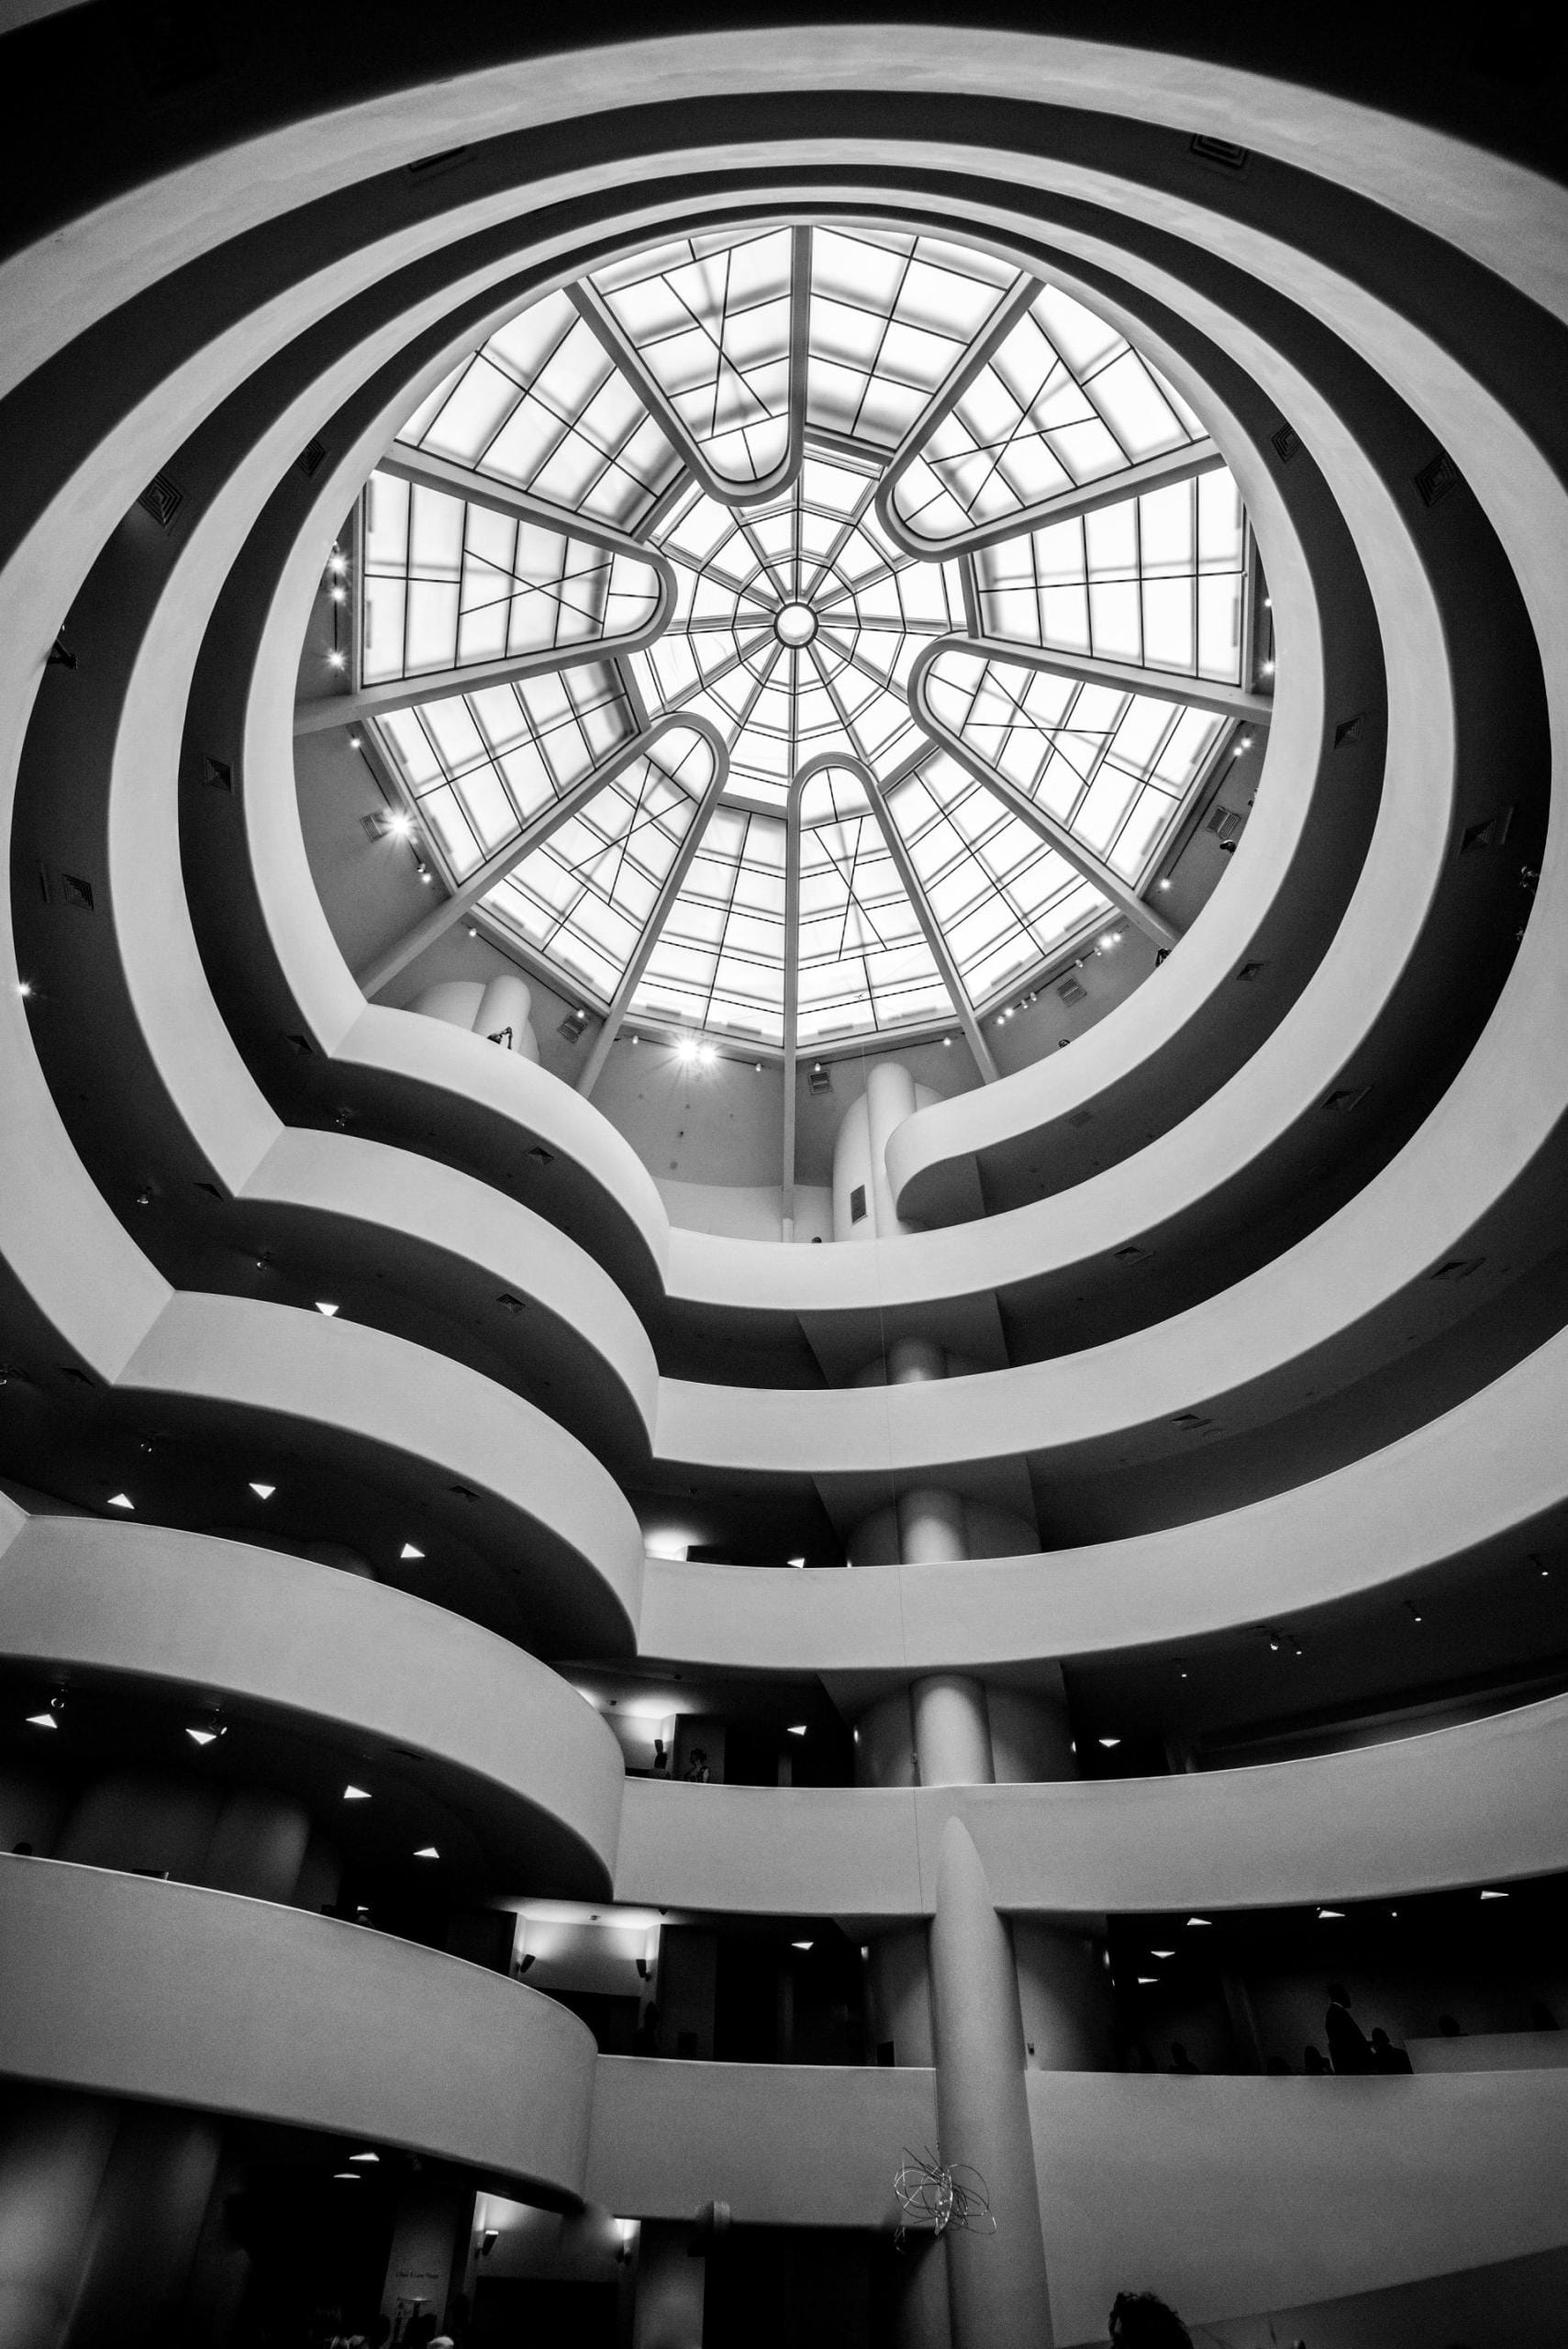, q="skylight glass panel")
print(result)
[590,228,802,491]
[361,472,665,685]
[633,806,787,1042]
[921,647,1225,883]
[796,781,949,1041]
[367,223,1264,1047]
[887,750,1112,1003]
[807,228,1018,448]
[481,726,717,999]
[888,281,1208,547]
[631,462,960,798]
[373,665,637,880]
[395,290,681,531]
[974,467,1246,681]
